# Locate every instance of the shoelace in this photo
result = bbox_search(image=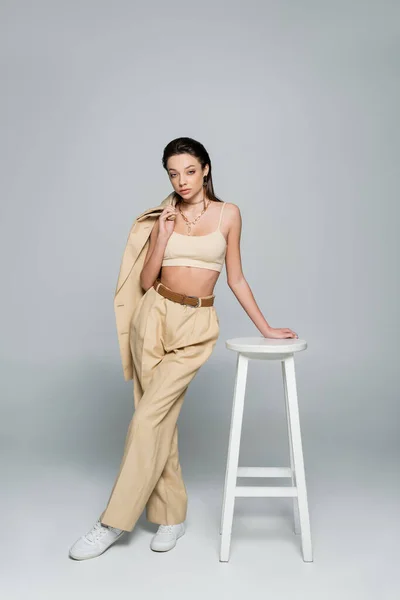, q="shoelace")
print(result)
[158,524,175,534]
[84,521,115,543]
